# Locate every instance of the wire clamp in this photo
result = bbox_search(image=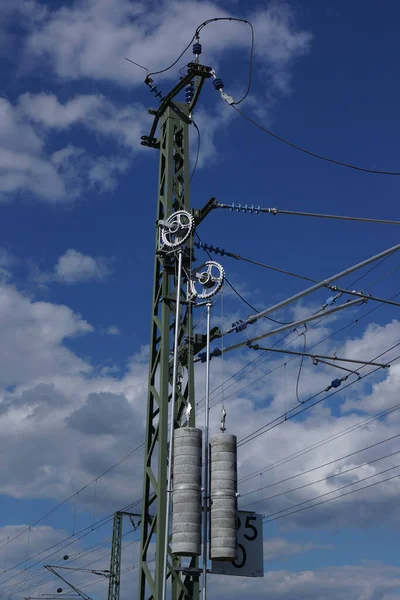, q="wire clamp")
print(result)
[220,407,227,432]
[220,90,234,105]
[198,347,222,363]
